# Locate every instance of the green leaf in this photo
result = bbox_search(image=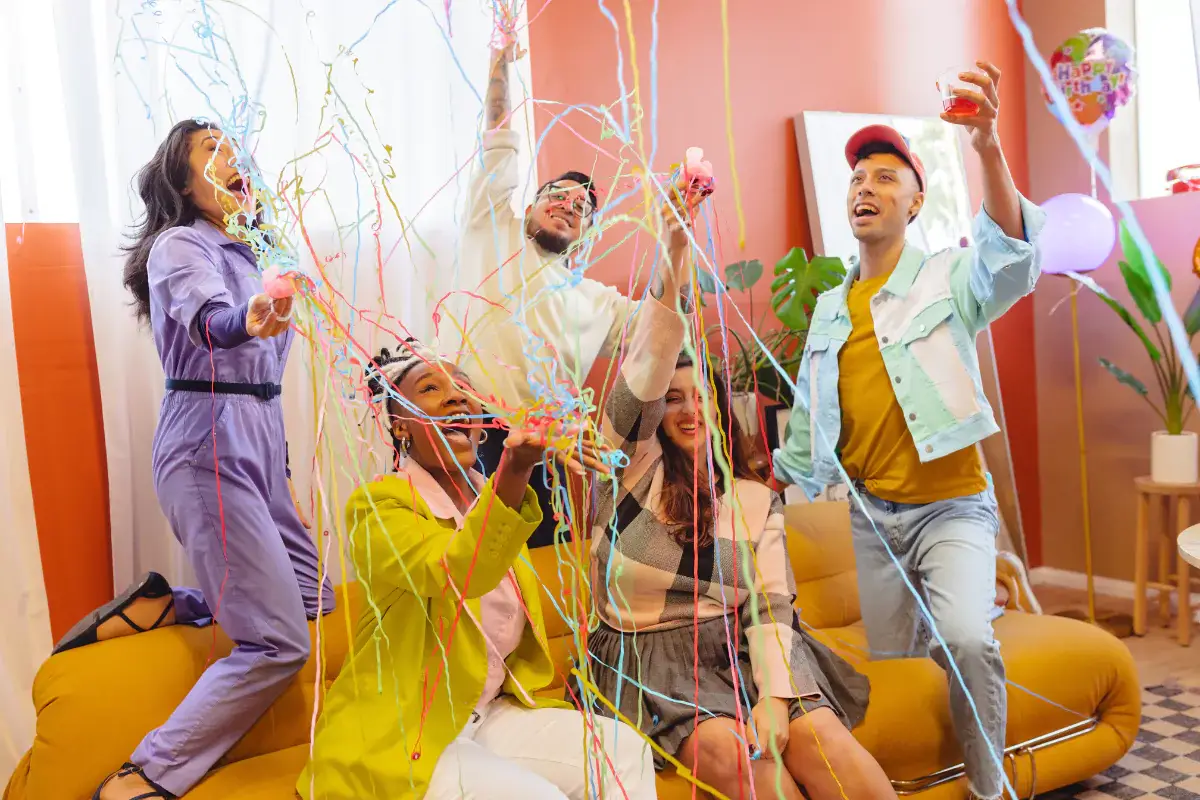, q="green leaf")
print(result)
[695,267,720,295]
[1067,271,1162,361]
[1098,357,1149,396]
[1118,221,1171,324]
[1184,288,1200,337]
[724,259,763,292]
[1118,260,1162,324]
[770,248,846,333]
